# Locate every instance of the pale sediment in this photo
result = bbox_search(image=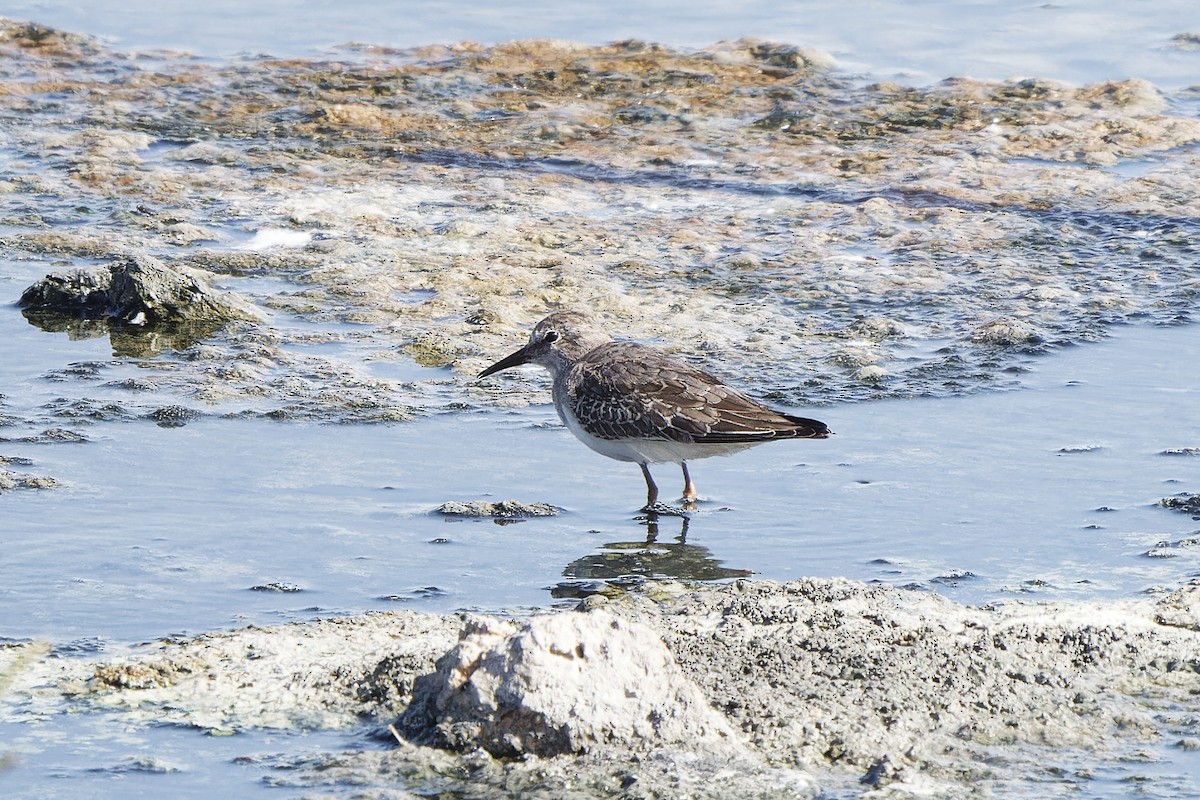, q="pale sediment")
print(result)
[5,578,1199,798]
[1,21,1199,422]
